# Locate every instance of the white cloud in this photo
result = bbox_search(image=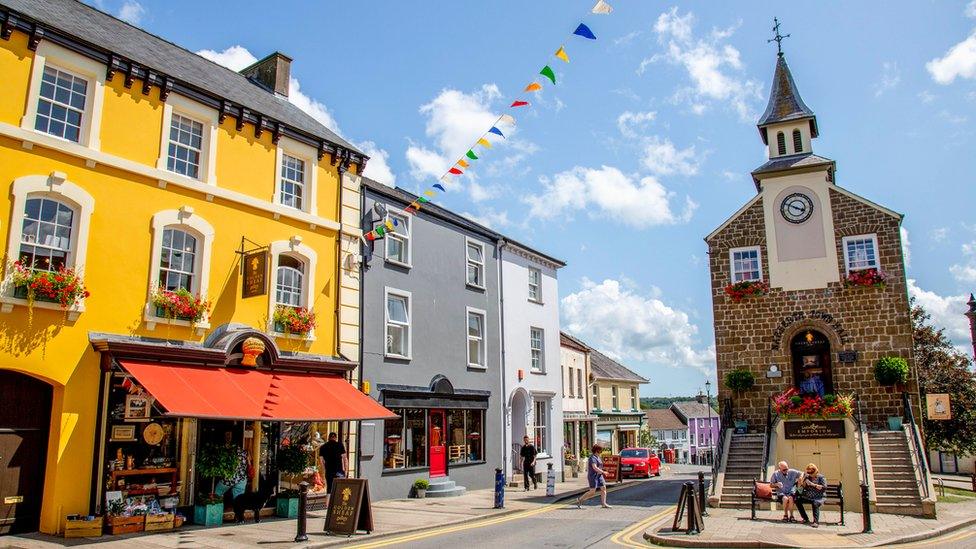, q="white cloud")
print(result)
[616,110,657,138]
[908,279,973,347]
[901,227,911,267]
[640,135,699,176]
[938,109,969,124]
[561,278,715,377]
[196,45,257,71]
[874,61,901,97]
[358,141,395,186]
[931,227,950,242]
[917,90,936,104]
[643,8,761,121]
[460,208,510,229]
[116,0,145,24]
[968,0,976,18]
[524,165,696,227]
[287,77,340,132]
[926,30,976,84]
[951,239,976,283]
